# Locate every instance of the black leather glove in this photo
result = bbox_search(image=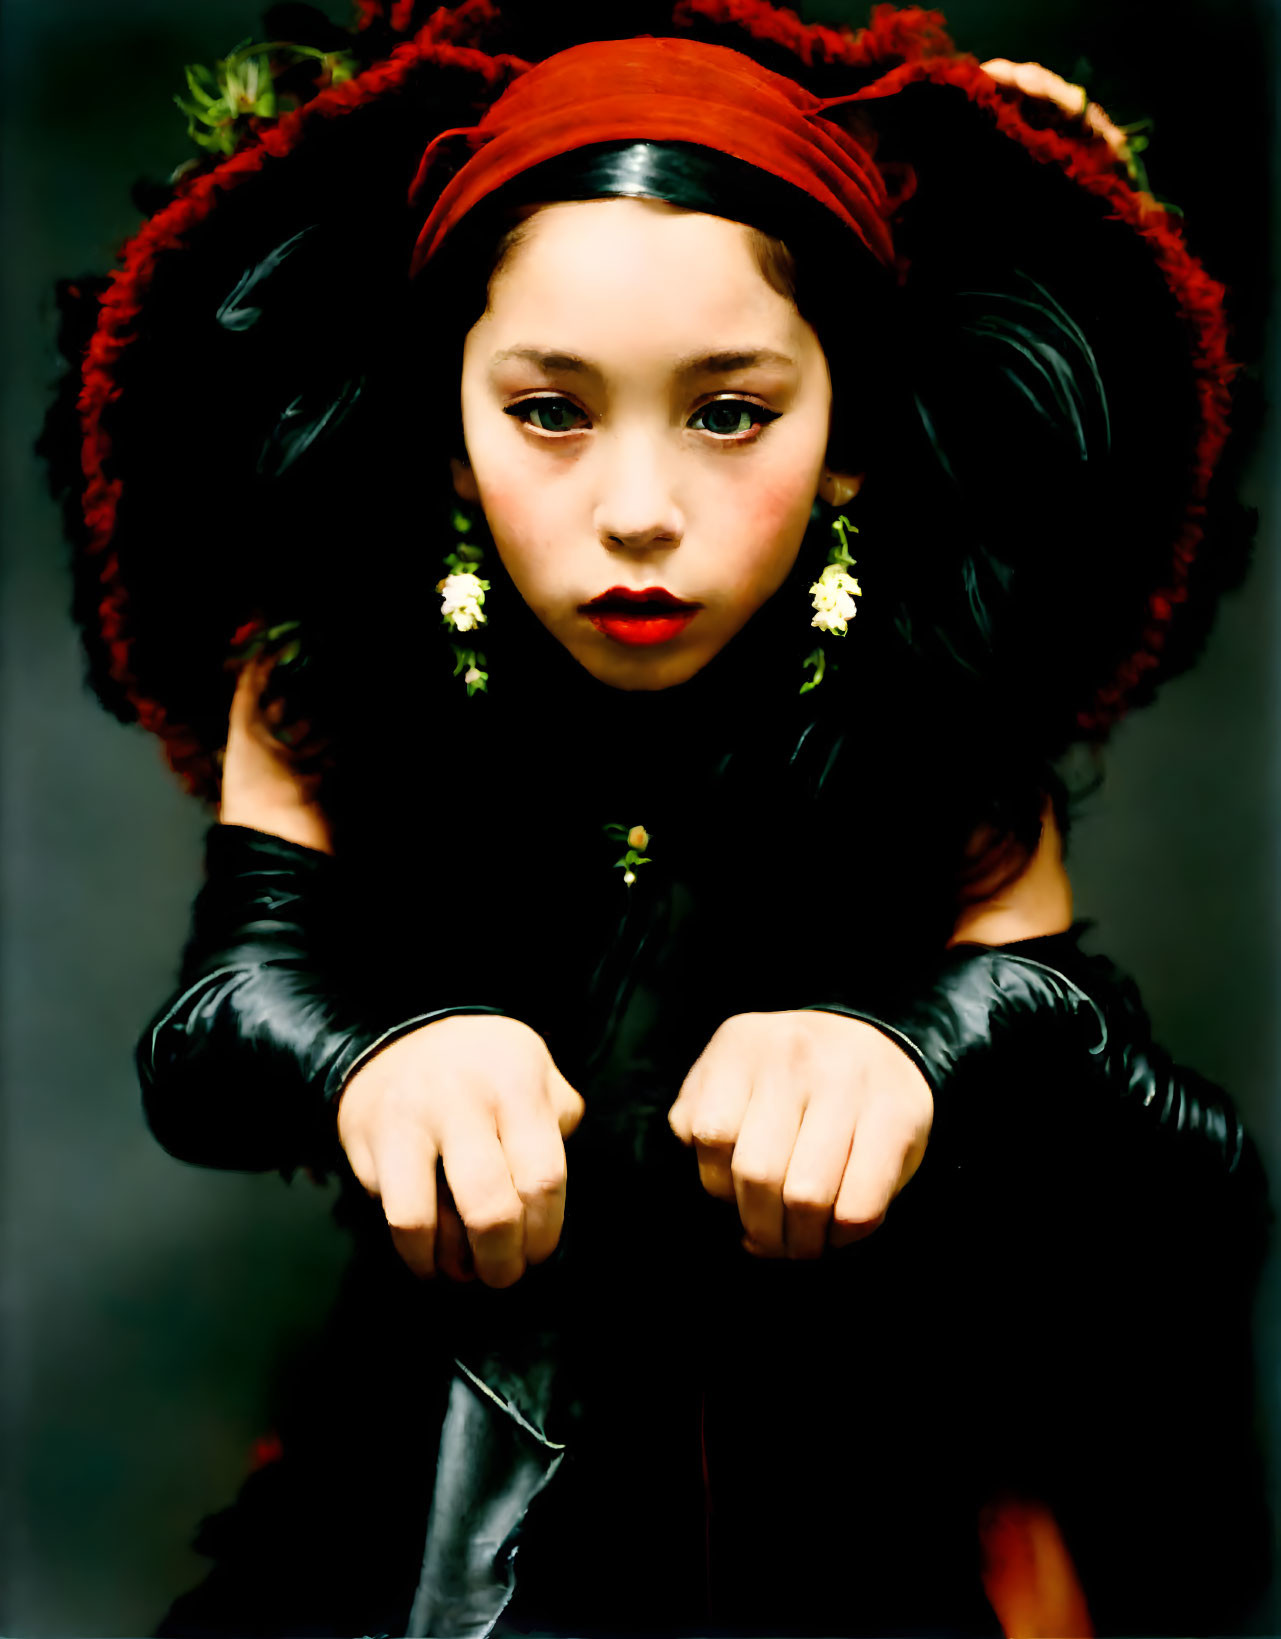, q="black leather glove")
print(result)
[804,923,1269,1256]
[136,823,504,1179]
